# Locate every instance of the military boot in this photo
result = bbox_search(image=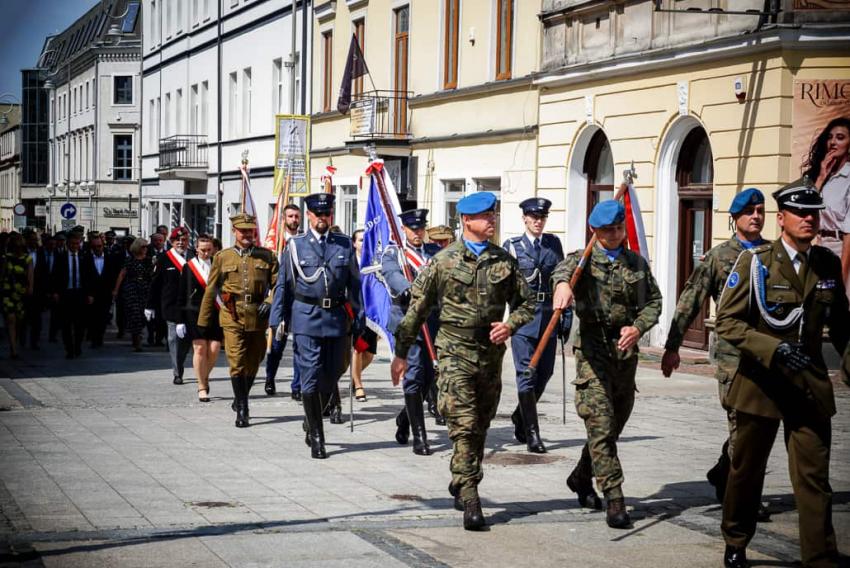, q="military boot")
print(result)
[511,405,526,444]
[427,383,446,426]
[395,407,410,445]
[230,376,249,428]
[518,391,546,453]
[706,440,730,503]
[463,497,486,531]
[567,445,602,509]
[264,377,276,396]
[302,393,327,459]
[448,483,463,511]
[329,386,344,424]
[605,497,631,529]
[405,393,431,456]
